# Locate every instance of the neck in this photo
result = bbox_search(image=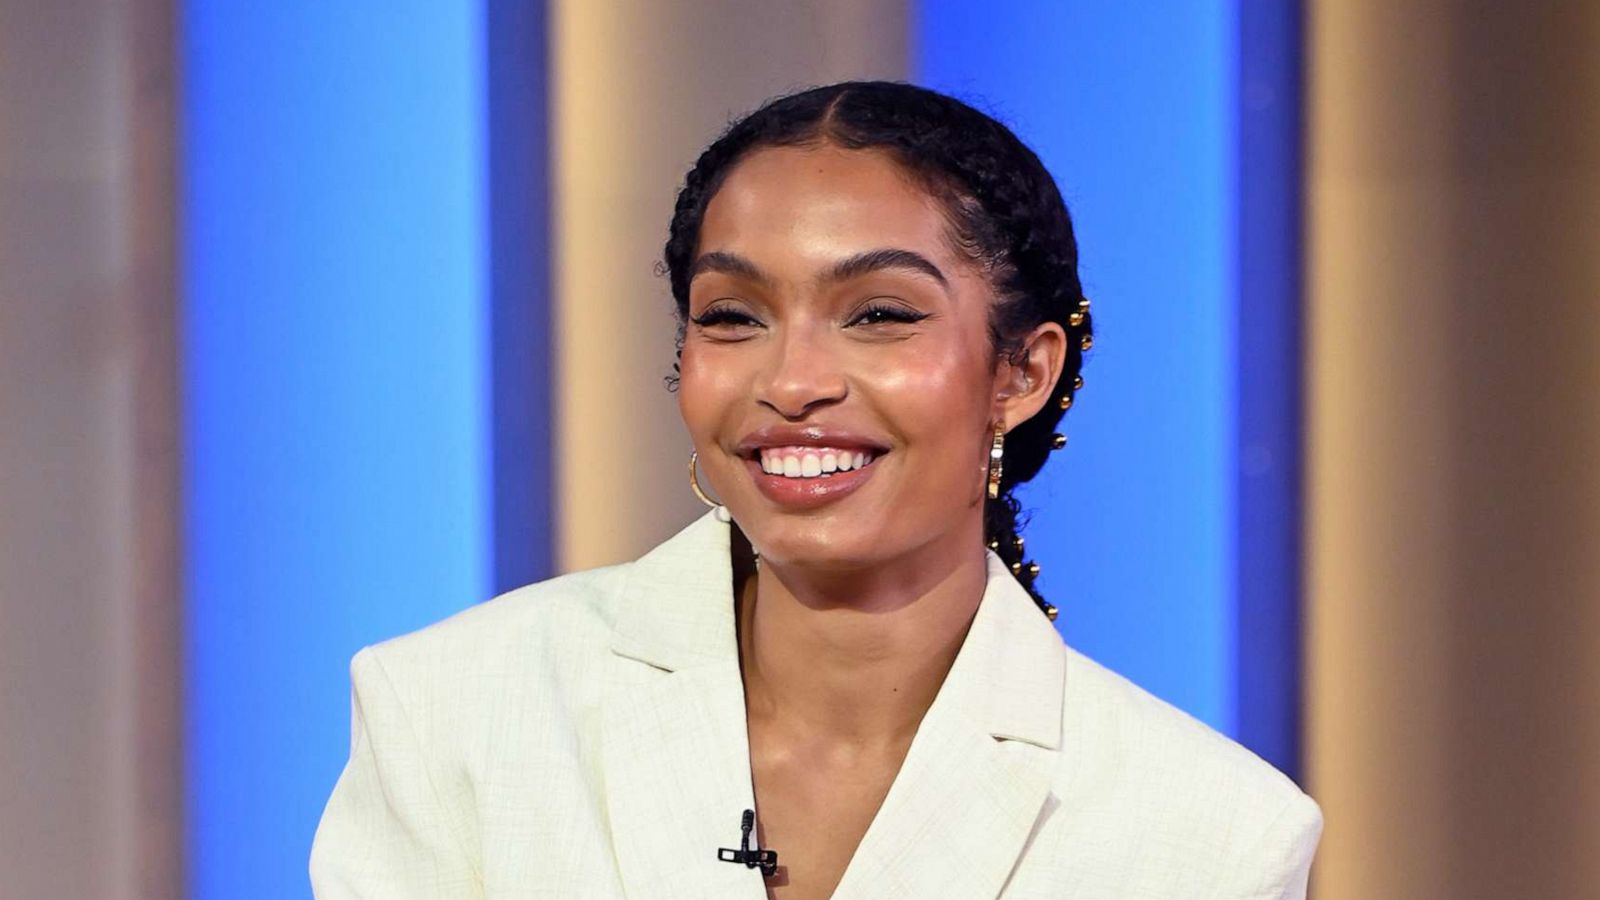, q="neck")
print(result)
[735,523,988,747]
